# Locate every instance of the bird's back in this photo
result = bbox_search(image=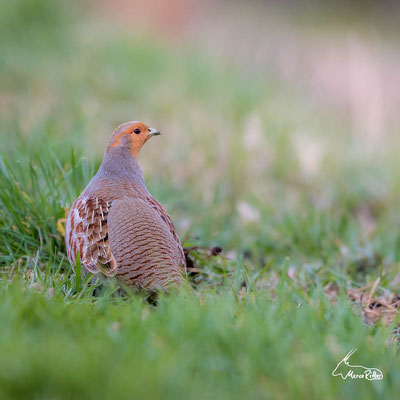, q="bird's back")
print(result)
[109,197,184,289]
